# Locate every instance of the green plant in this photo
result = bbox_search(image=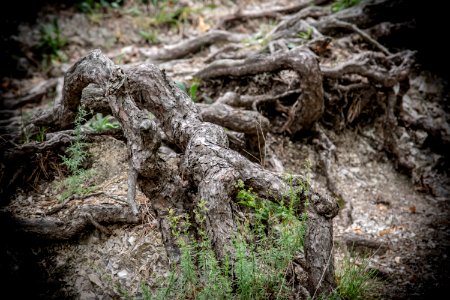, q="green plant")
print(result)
[242,32,269,48]
[189,81,200,102]
[174,80,200,102]
[138,0,164,10]
[35,126,48,142]
[331,0,361,12]
[57,106,96,201]
[19,111,33,144]
[298,27,313,40]
[57,169,97,201]
[78,0,122,14]
[140,179,309,299]
[19,118,47,144]
[333,253,379,300]
[37,19,68,65]
[138,30,159,44]
[150,5,199,29]
[233,180,308,299]
[87,113,120,132]
[126,6,143,16]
